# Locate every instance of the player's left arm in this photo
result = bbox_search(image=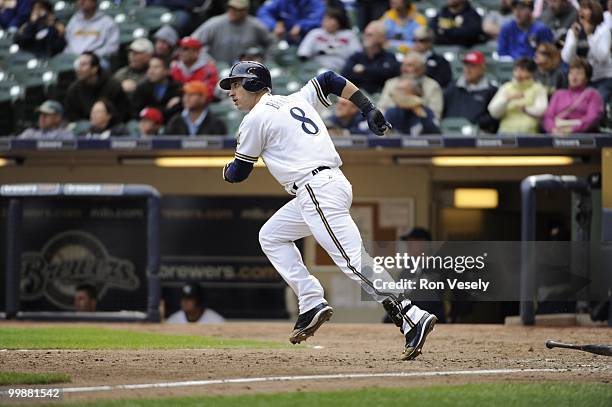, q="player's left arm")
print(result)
[313,71,392,136]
